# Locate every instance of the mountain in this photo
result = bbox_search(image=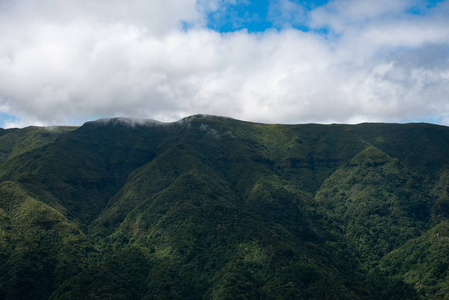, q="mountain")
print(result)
[0,115,449,299]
